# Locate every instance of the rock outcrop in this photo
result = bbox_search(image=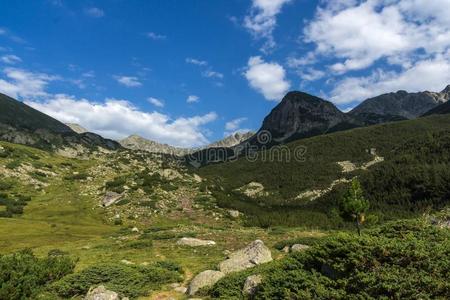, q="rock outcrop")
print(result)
[291,244,310,252]
[177,237,216,247]
[243,274,262,296]
[84,285,127,300]
[187,270,225,296]
[218,240,272,274]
